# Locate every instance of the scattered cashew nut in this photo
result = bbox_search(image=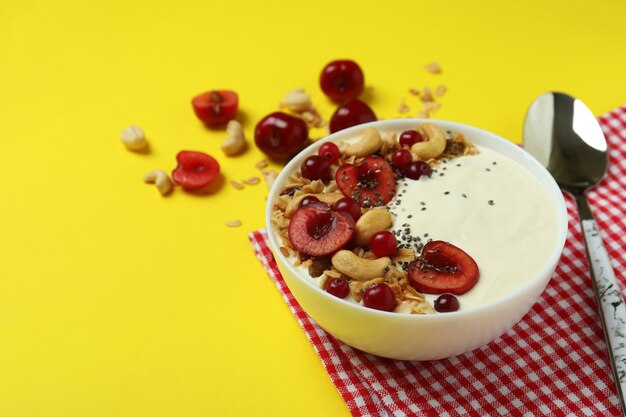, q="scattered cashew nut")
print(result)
[354,209,393,246]
[331,250,392,282]
[411,123,446,160]
[345,127,383,157]
[285,192,344,218]
[221,120,247,156]
[281,88,313,113]
[120,125,147,151]
[143,170,173,196]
